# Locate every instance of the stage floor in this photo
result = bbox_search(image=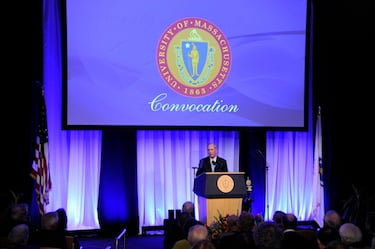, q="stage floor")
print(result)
[78,234,164,249]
